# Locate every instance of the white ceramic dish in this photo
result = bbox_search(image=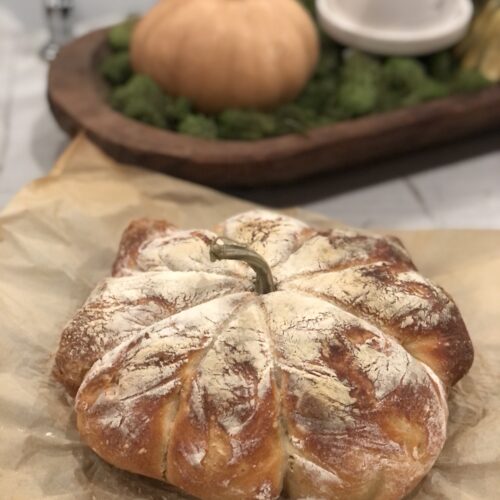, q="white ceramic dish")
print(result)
[316,0,474,56]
